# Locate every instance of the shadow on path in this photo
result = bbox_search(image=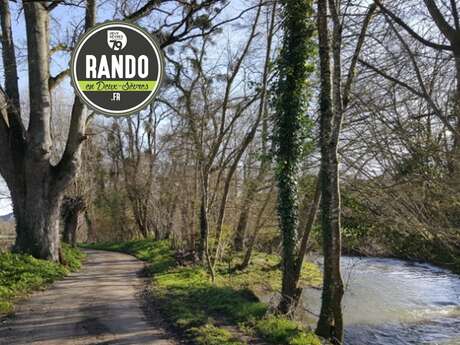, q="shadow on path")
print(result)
[0,249,176,345]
